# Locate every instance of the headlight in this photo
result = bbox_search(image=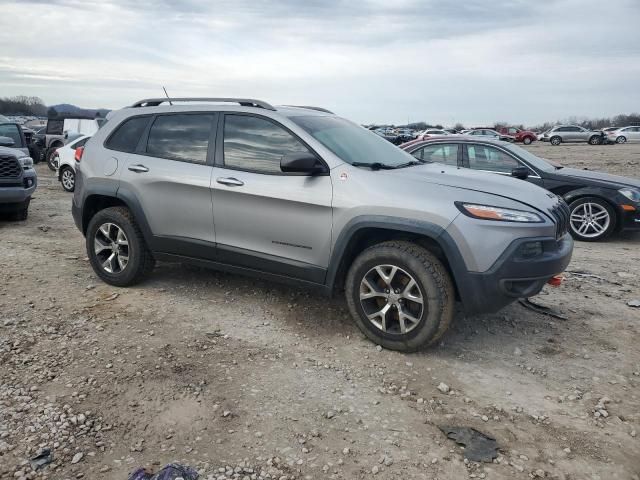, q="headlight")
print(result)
[619,188,640,203]
[18,156,34,168]
[456,203,544,223]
